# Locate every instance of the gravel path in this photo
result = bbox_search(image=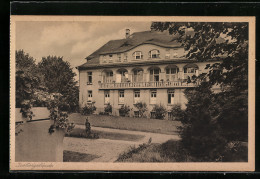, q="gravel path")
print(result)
[64,125,180,162]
